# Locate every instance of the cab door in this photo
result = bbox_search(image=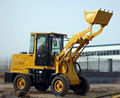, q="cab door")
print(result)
[35,35,48,66]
